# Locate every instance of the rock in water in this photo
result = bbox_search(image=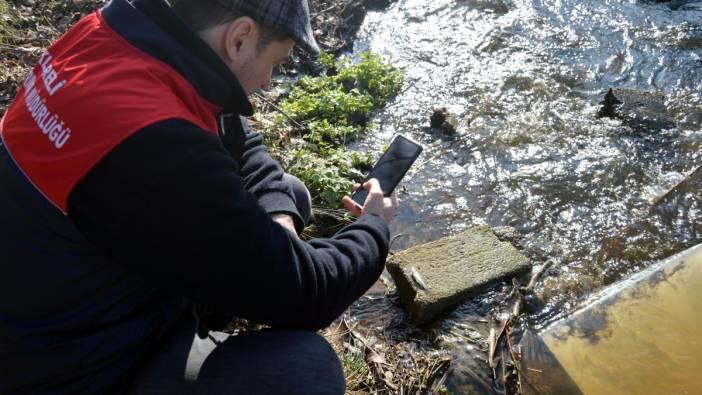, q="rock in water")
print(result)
[386,226,531,325]
[430,107,459,136]
[597,88,676,132]
[596,88,622,119]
